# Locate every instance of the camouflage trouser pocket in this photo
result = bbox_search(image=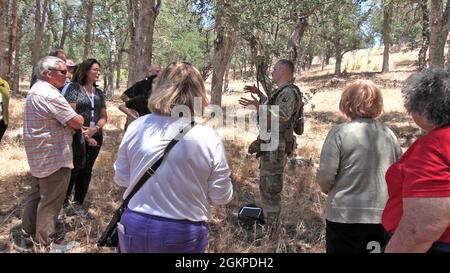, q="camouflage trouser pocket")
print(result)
[285,139,296,156]
[260,174,283,195]
[269,141,286,164]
